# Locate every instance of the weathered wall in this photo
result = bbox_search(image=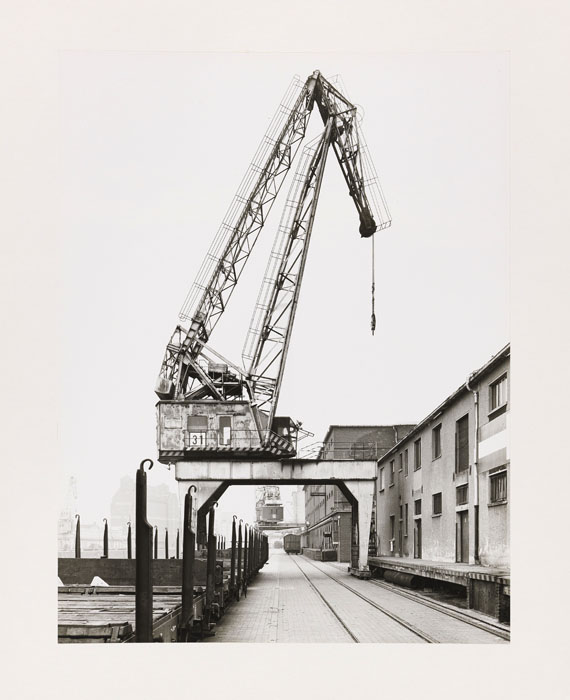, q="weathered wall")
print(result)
[158,401,259,453]
[376,351,510,569]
